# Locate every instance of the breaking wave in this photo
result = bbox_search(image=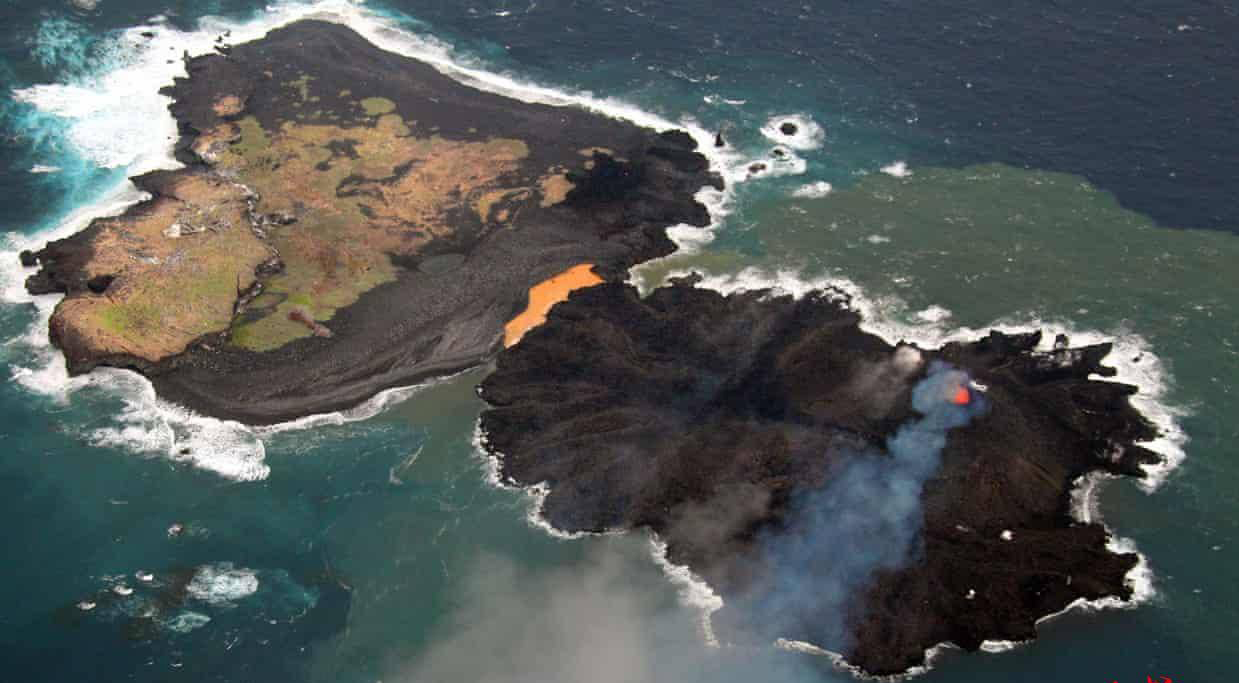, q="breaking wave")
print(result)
[792,181,834,198]
[880,161,912,177]
[648,535,724,647]
[186,562,260,605]
[760,114,826,151]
